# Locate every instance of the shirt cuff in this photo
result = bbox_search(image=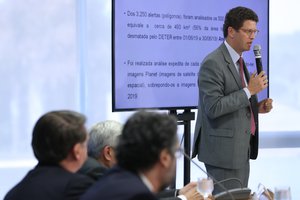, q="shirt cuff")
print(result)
[243,87,251,99]
[177,195,187,200]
